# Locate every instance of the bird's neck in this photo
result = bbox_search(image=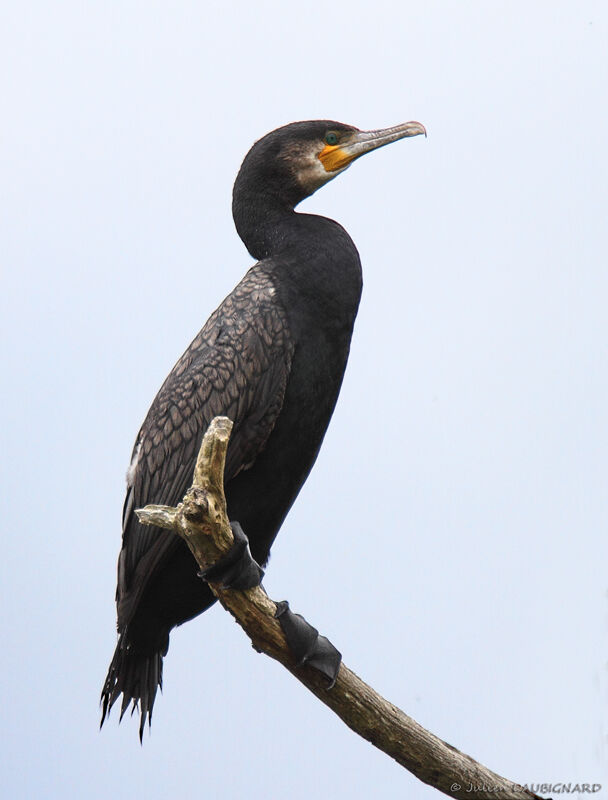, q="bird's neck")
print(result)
[232,188,299,260]
[232,187,363,329]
